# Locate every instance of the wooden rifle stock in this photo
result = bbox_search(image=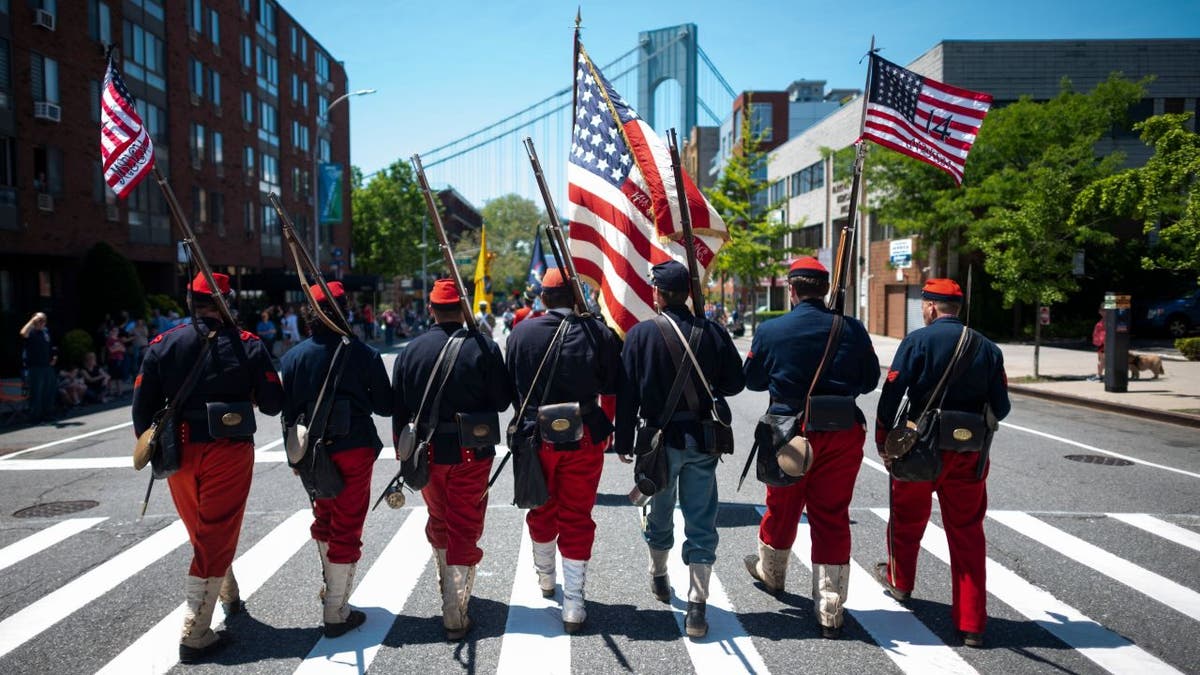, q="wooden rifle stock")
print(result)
[828,141,867,316]
[522,137,590,315]
[411,154,479,332]
[665,129,706,313]
[268,193,353,337]
[151,166,237,327]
